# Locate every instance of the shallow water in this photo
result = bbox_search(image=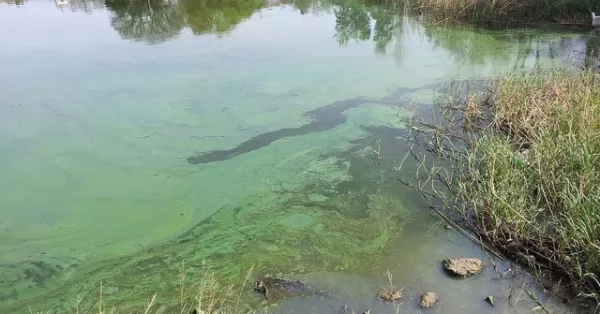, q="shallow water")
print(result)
[0,0,595,313]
